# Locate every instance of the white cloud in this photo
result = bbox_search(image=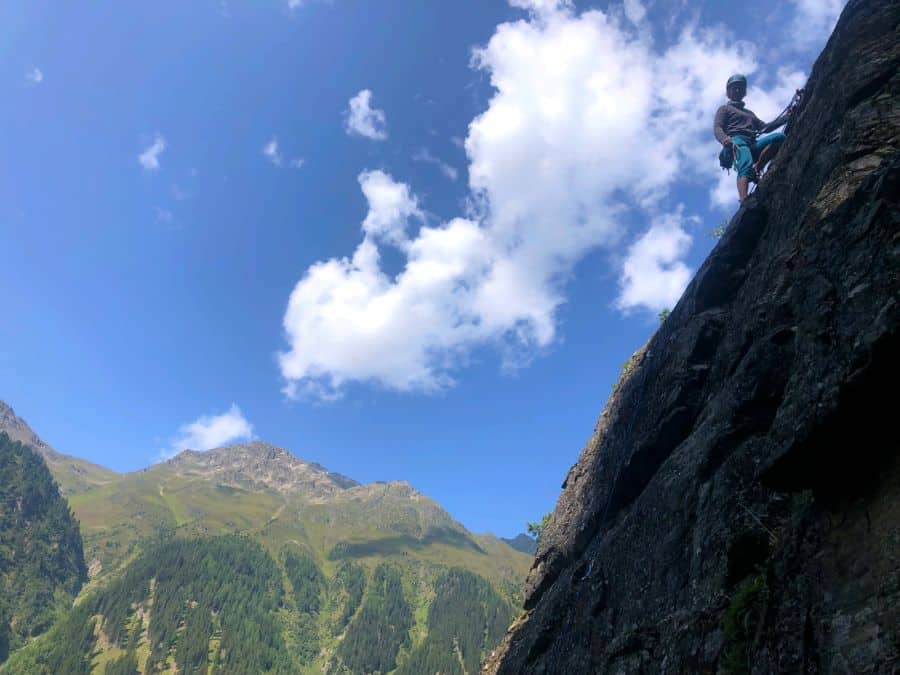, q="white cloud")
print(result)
[747,68,807,122]
[138,134,166,171]
[789,0,846,48]
[279,1,798,398]
[25,67,43,84]
[711,170,737,211]
[278,174,492,396]
[617,211,693,313]
[163,404,253,459]
[262,136,305,169]
[358,169,422,244]
[263,138,281,165]
[413,148,459,181]
[623,0,646,25]
[287,0,303,8]
[509,0,573,17]
[344,89,388,140]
